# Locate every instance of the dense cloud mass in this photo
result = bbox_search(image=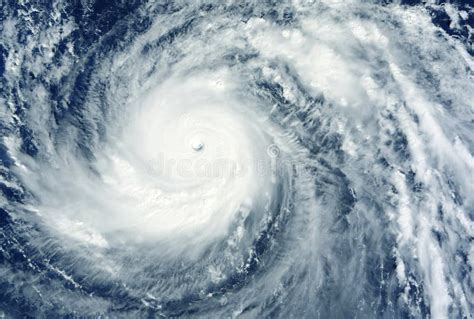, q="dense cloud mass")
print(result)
[0,0,473,318]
